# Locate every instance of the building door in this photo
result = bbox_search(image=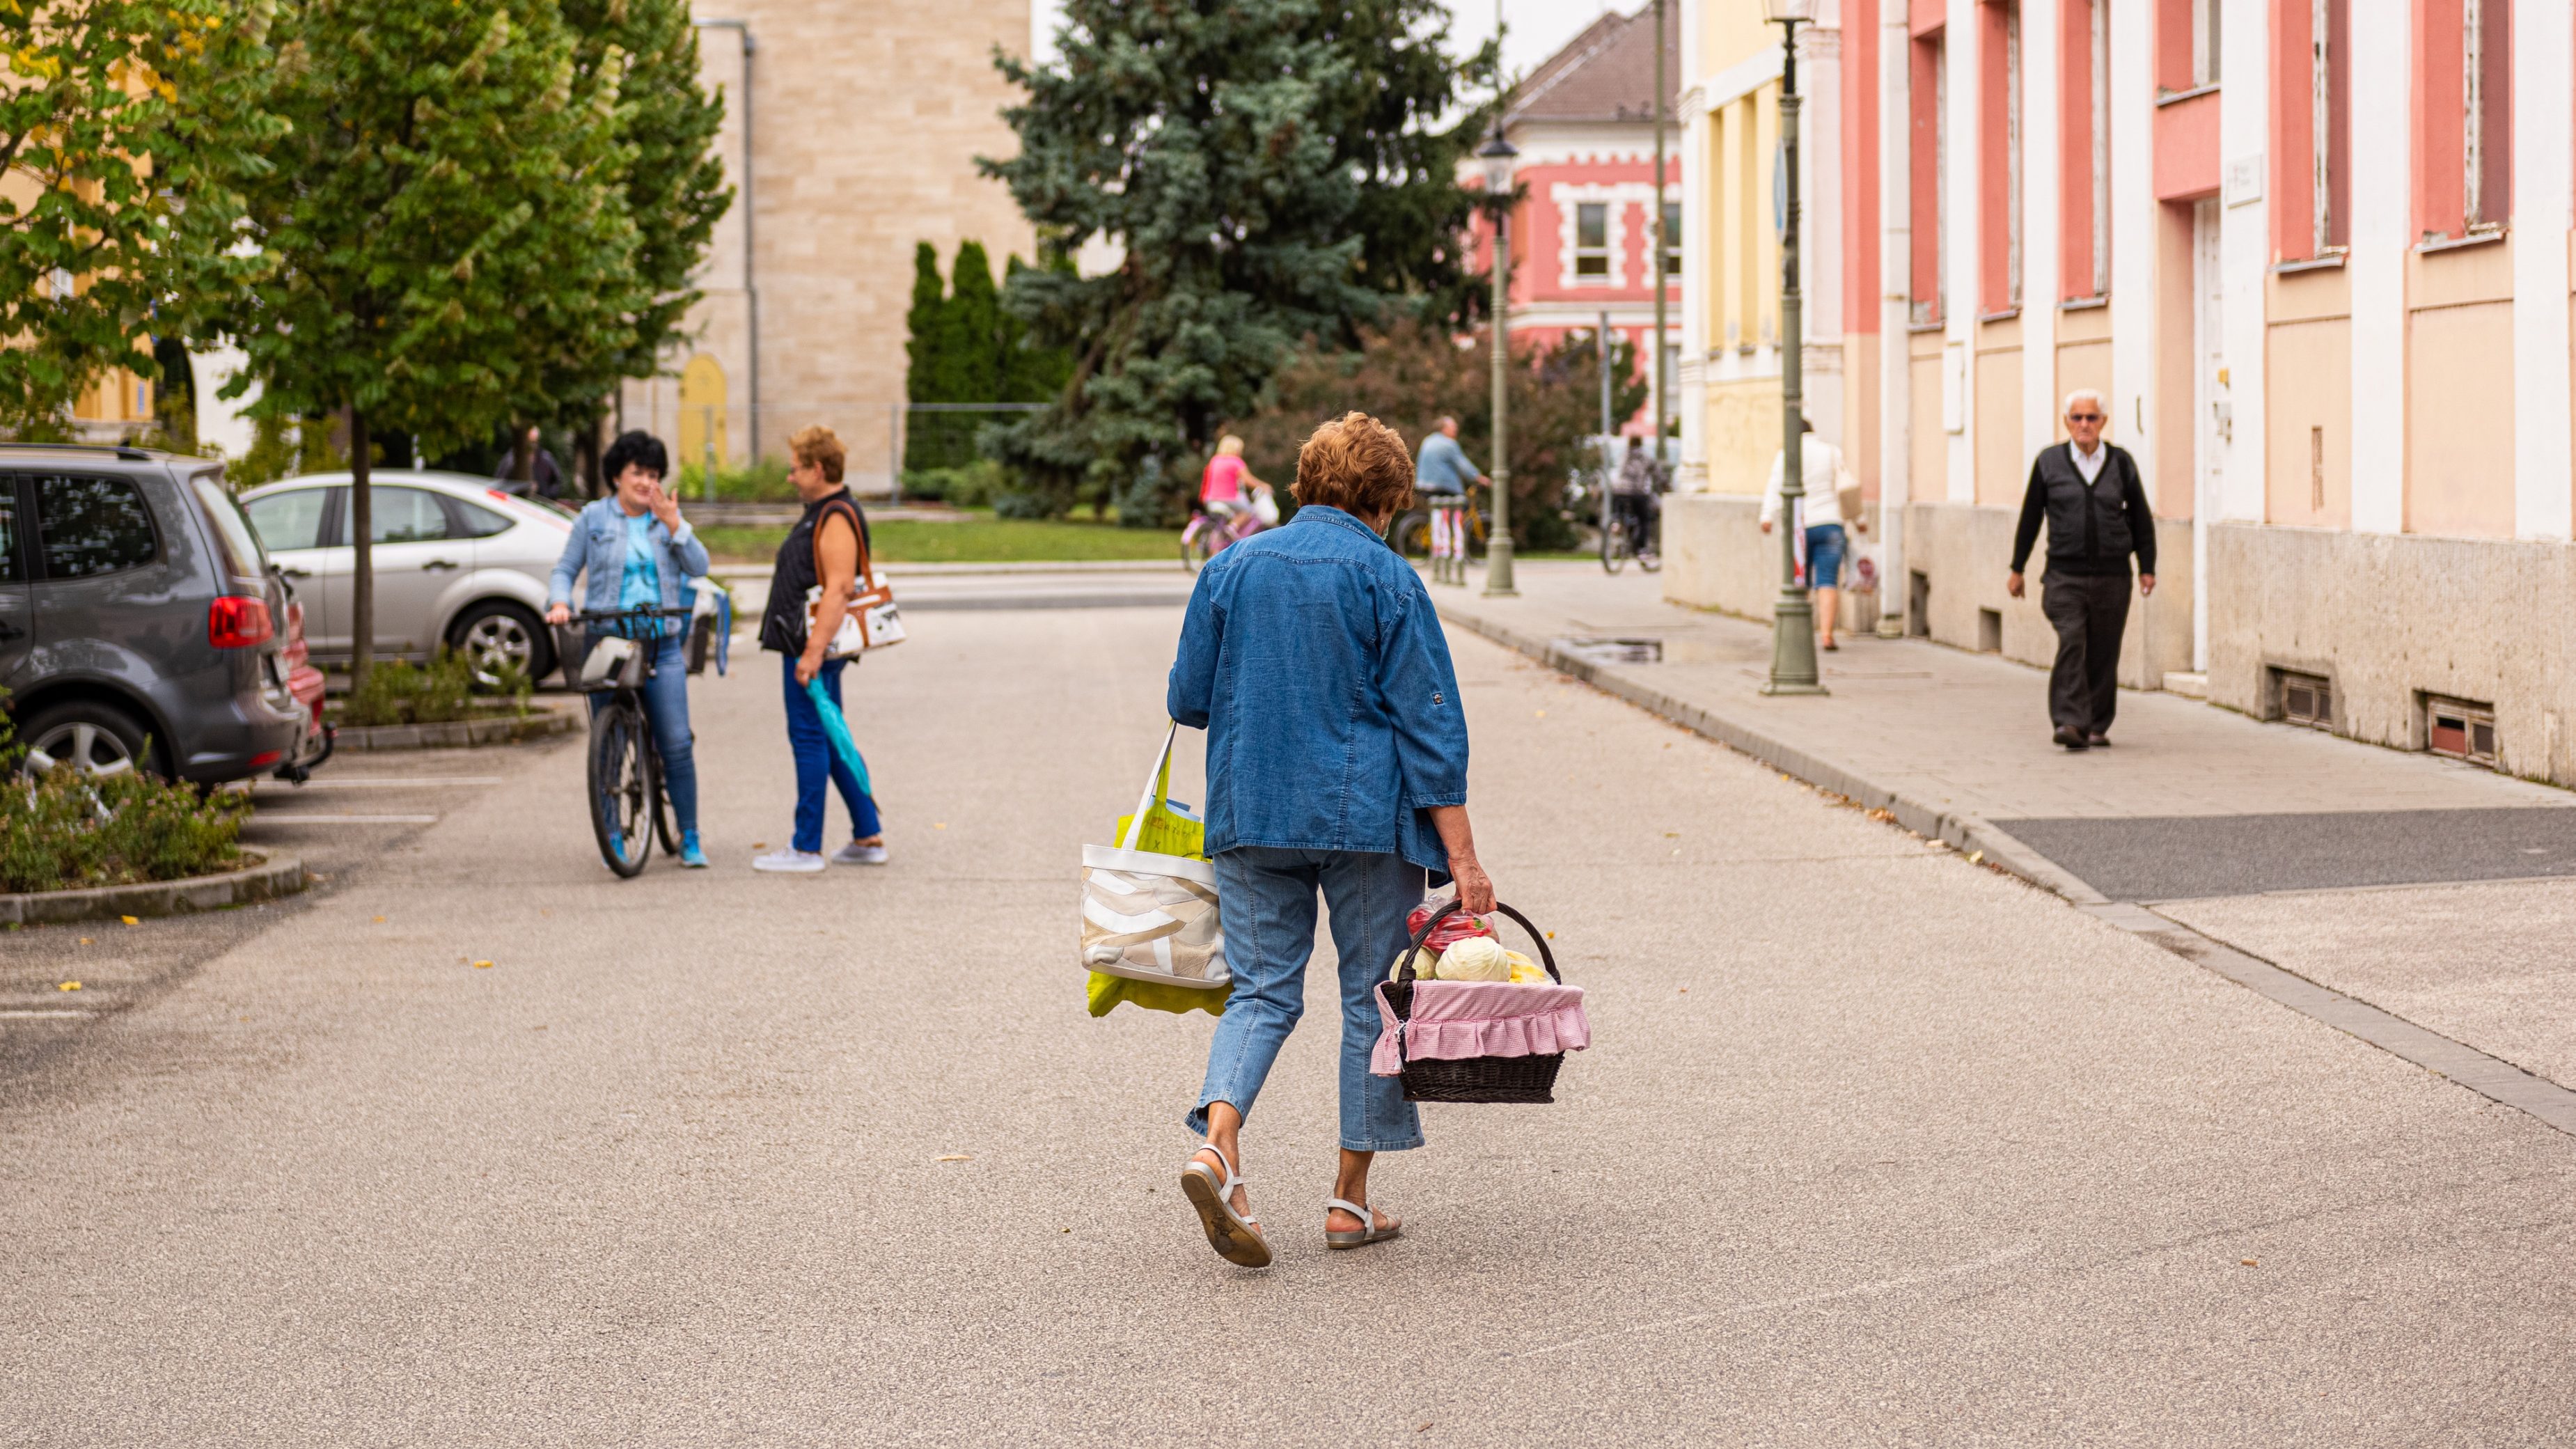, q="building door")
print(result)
[2190,197,2225,673]
[677,355,728,488]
